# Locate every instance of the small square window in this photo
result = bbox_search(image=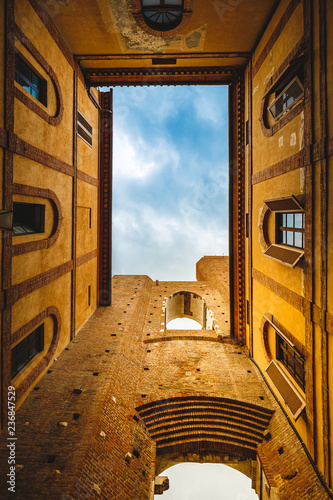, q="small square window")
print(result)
[294,213,303,228]
[286,213,293,227]
[11,325,44,379]
[286,231,293,246]
[13,202,45,236]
